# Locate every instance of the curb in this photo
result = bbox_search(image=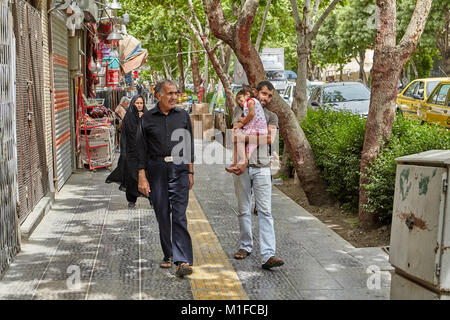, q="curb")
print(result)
[20,193,55,241]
